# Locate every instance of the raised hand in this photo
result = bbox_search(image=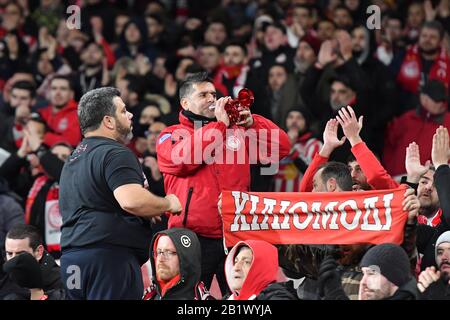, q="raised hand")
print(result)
[417,266,441,293]
[319,118,346,158]
[335,106,363,146]
[402,187,420,224]
[405,142,430,183]
[317,40,338,69]
[431,126,449,169]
